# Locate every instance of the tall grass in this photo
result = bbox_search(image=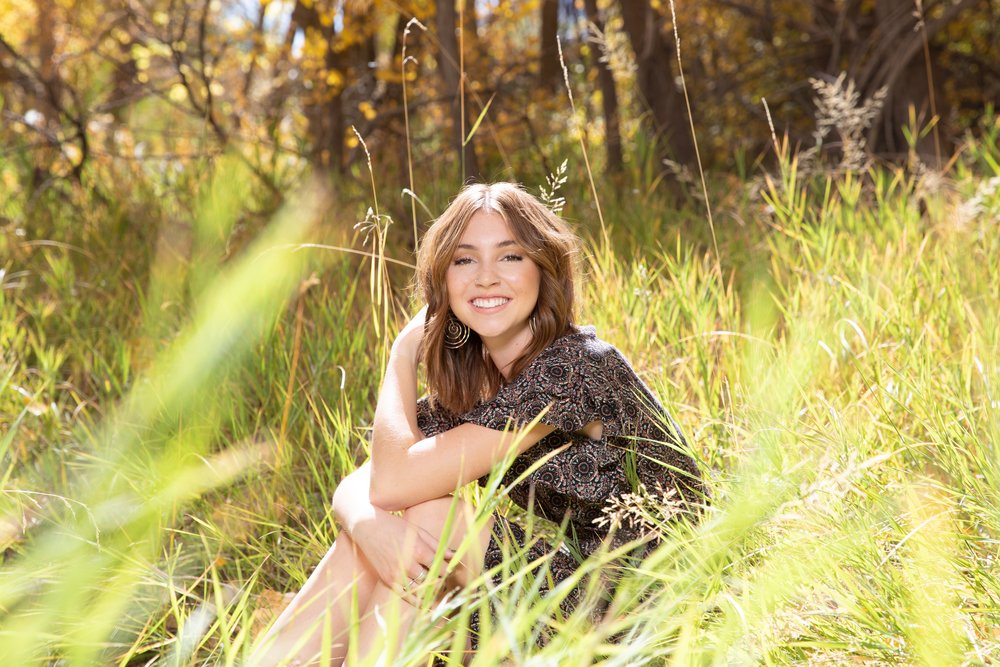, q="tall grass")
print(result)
[2,102,999,665]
